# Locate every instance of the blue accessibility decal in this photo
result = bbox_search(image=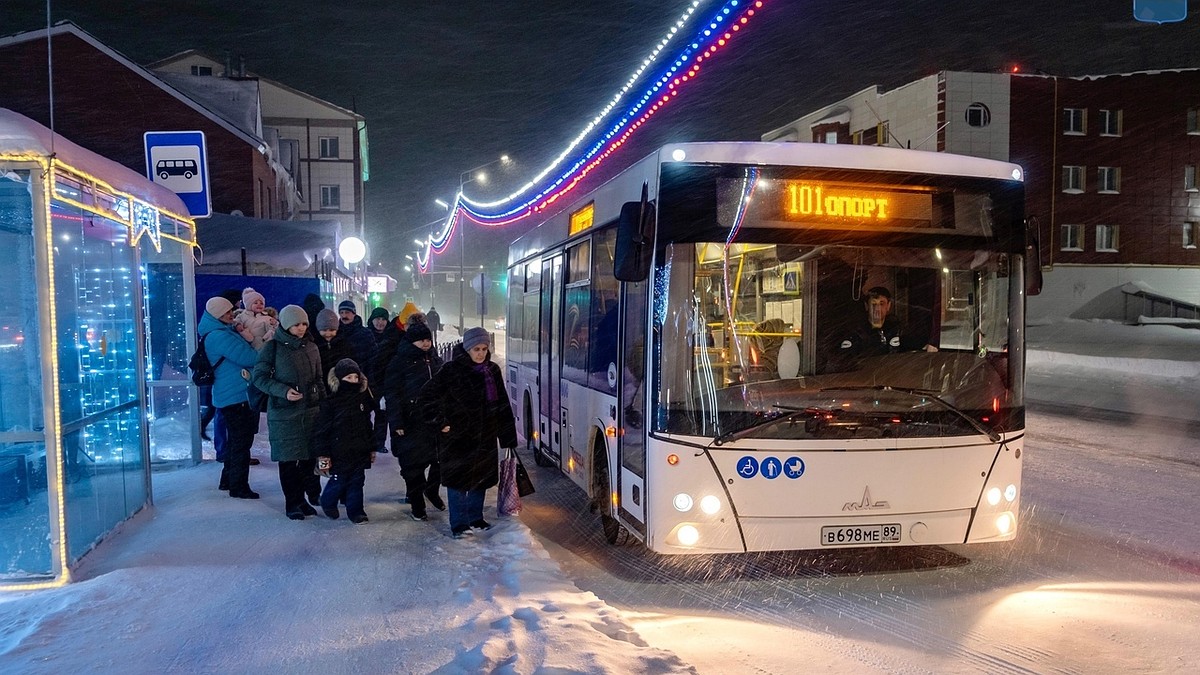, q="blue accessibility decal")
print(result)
[736,456,759,478]
[783,456,806,478]
[760,457,783,480]
[737,456,806,479]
